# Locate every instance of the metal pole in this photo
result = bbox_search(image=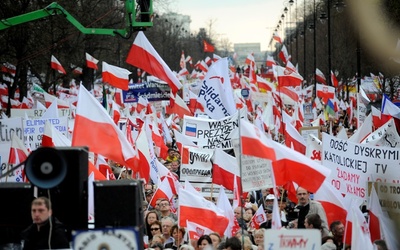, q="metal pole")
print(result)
[313,0,317,94]
[327,0,332,86]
